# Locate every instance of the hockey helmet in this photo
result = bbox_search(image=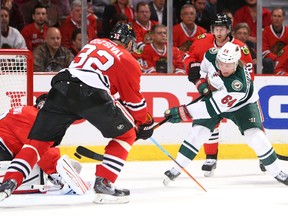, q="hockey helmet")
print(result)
[35,93,48,109]
[211,13,232,32]
[216,42,241,69]
[110,23,136,47]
